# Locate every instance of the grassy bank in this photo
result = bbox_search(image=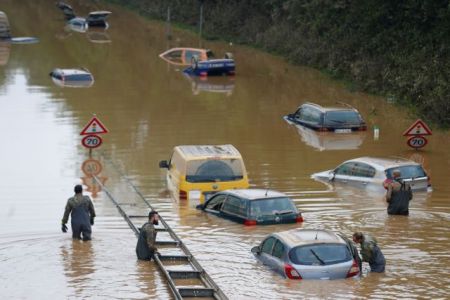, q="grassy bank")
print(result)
[106,0,450,128]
